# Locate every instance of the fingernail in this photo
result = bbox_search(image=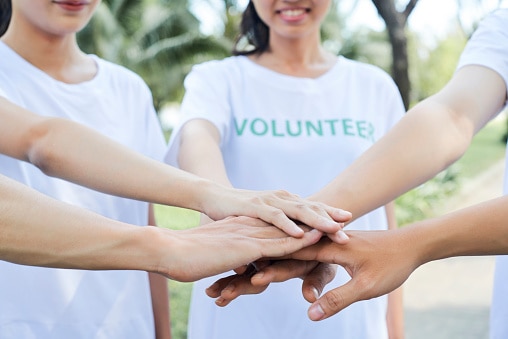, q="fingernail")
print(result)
[252,271,264,280]
[337,209,352,218]
[308,302,325,321]
[336,230,349,241]
[312,287,320,300]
